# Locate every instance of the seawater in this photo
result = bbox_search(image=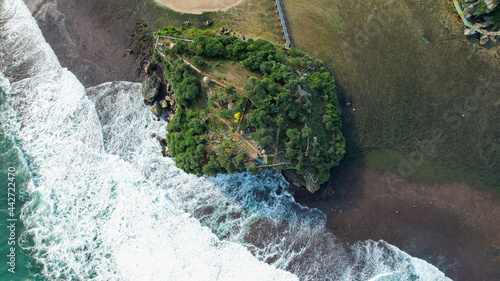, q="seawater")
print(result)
[0,0,452,280]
